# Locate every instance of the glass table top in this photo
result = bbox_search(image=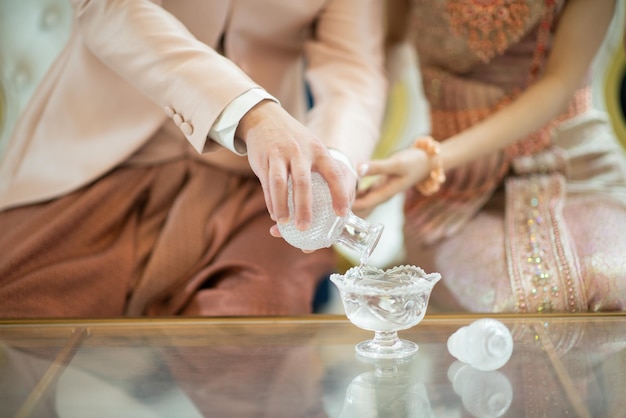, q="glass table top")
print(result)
[1,313,625,418]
